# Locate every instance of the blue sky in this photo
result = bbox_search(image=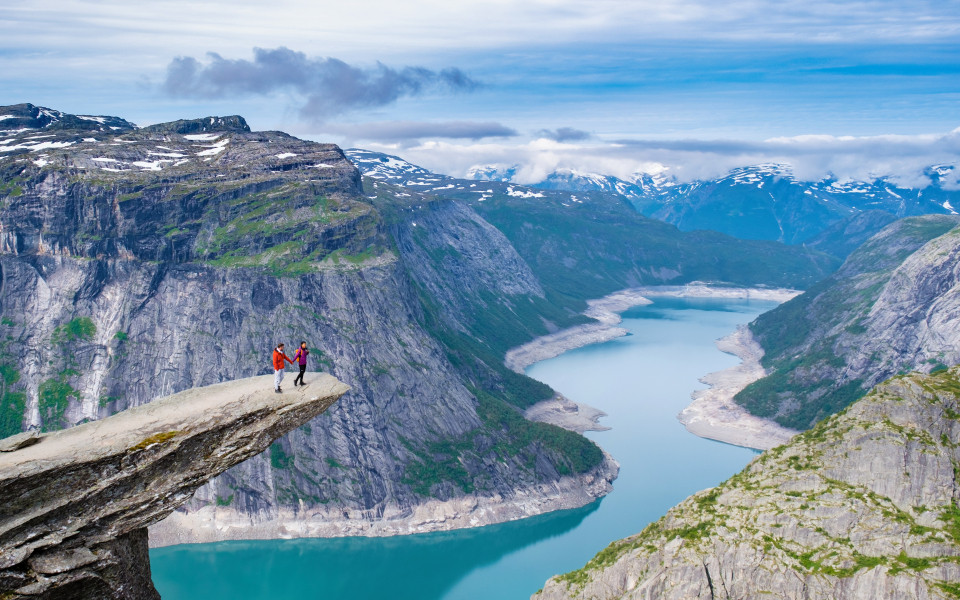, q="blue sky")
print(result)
[3,0,960,183]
